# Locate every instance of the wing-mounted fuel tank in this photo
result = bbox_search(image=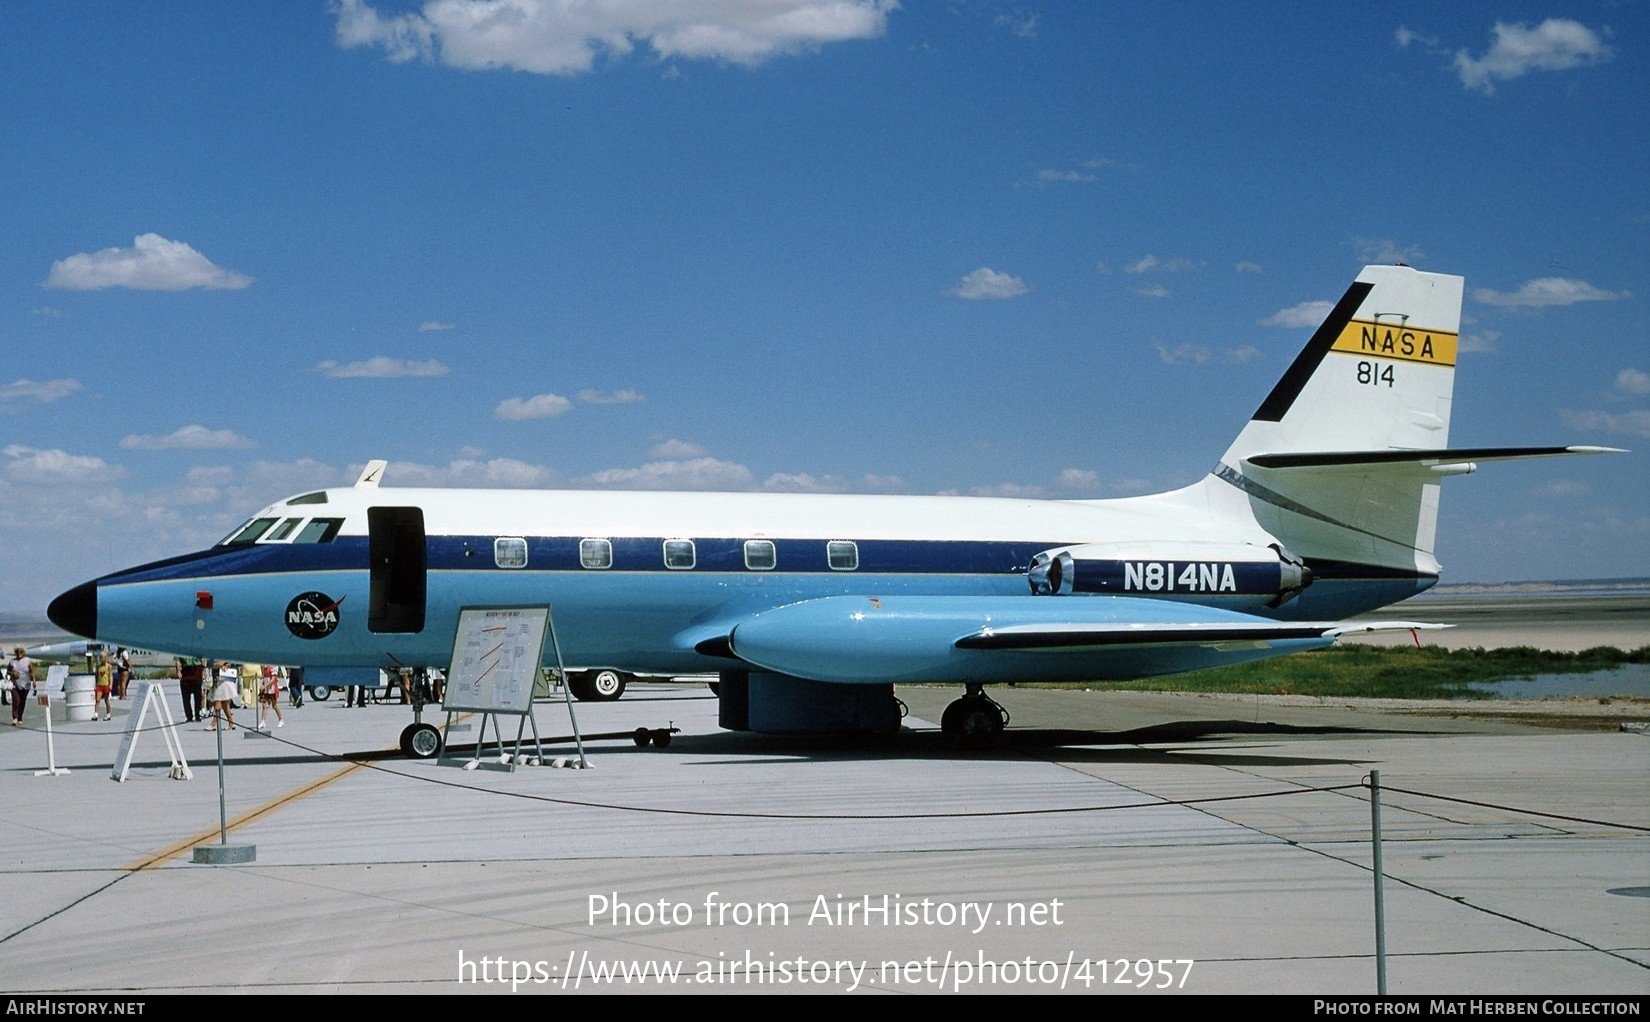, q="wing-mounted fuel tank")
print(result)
[1027,541,1311,609]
